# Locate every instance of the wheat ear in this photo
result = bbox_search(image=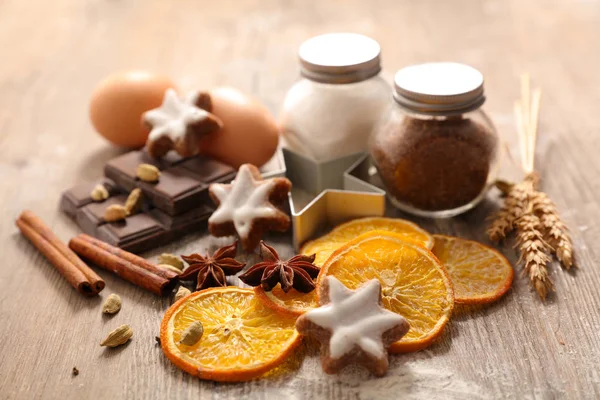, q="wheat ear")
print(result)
[515,211,554,300]
[531,191,575,269]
